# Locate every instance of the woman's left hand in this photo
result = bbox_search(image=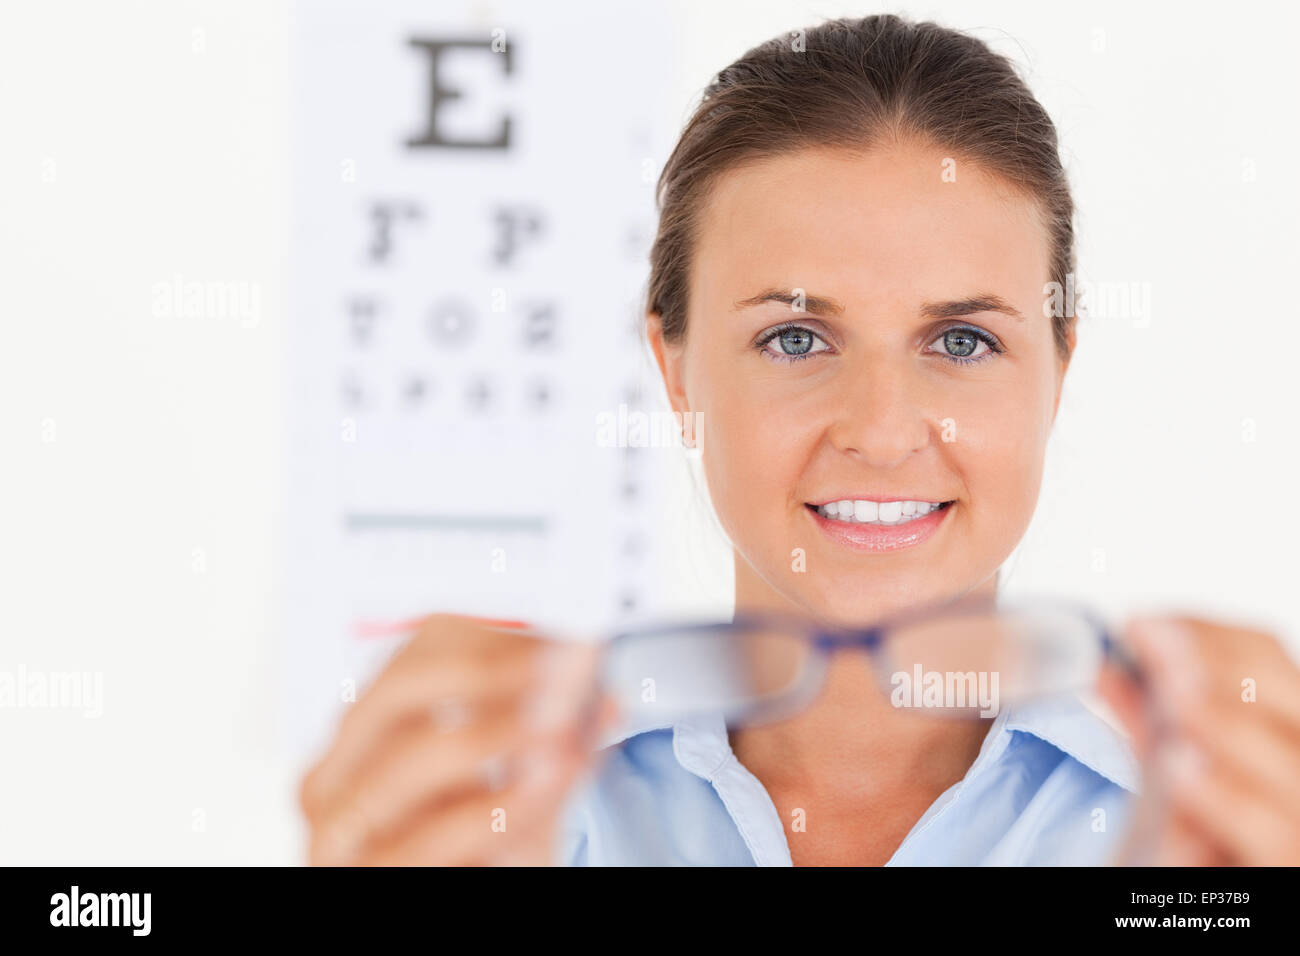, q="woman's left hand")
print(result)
[1098,614,1300,865]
